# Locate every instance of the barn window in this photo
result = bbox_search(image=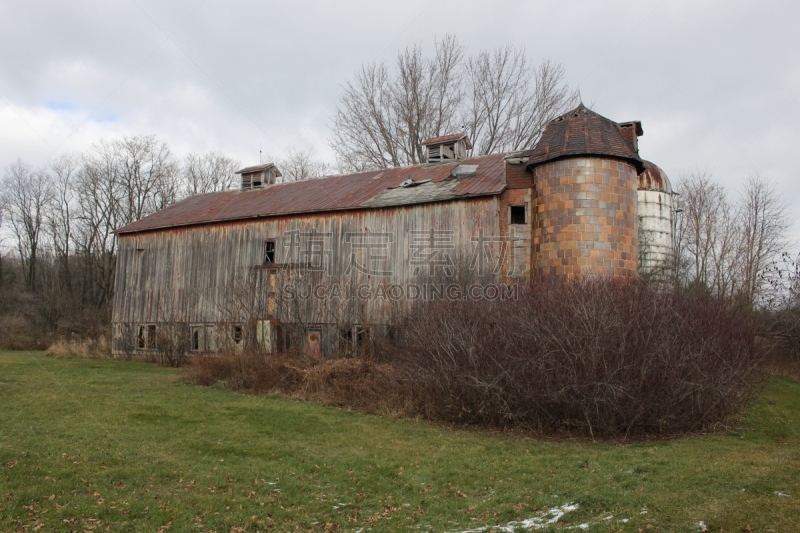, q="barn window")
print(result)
[146,325,156,349]
[387,325,404,347]
[232,324,243,344]
[510,205,527,225]
[344,325,371,355]
[137,325,156,350]
[264,240,276,264]
[189,325,216,352]
[205,325,216,351]
[191,326,202,351]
